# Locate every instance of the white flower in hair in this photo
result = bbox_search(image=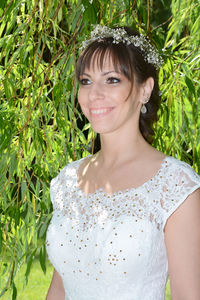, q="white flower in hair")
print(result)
[81,25,163,69]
